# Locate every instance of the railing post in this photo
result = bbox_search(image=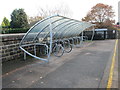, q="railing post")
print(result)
[34,45,36,56]
[24,52,26,60]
